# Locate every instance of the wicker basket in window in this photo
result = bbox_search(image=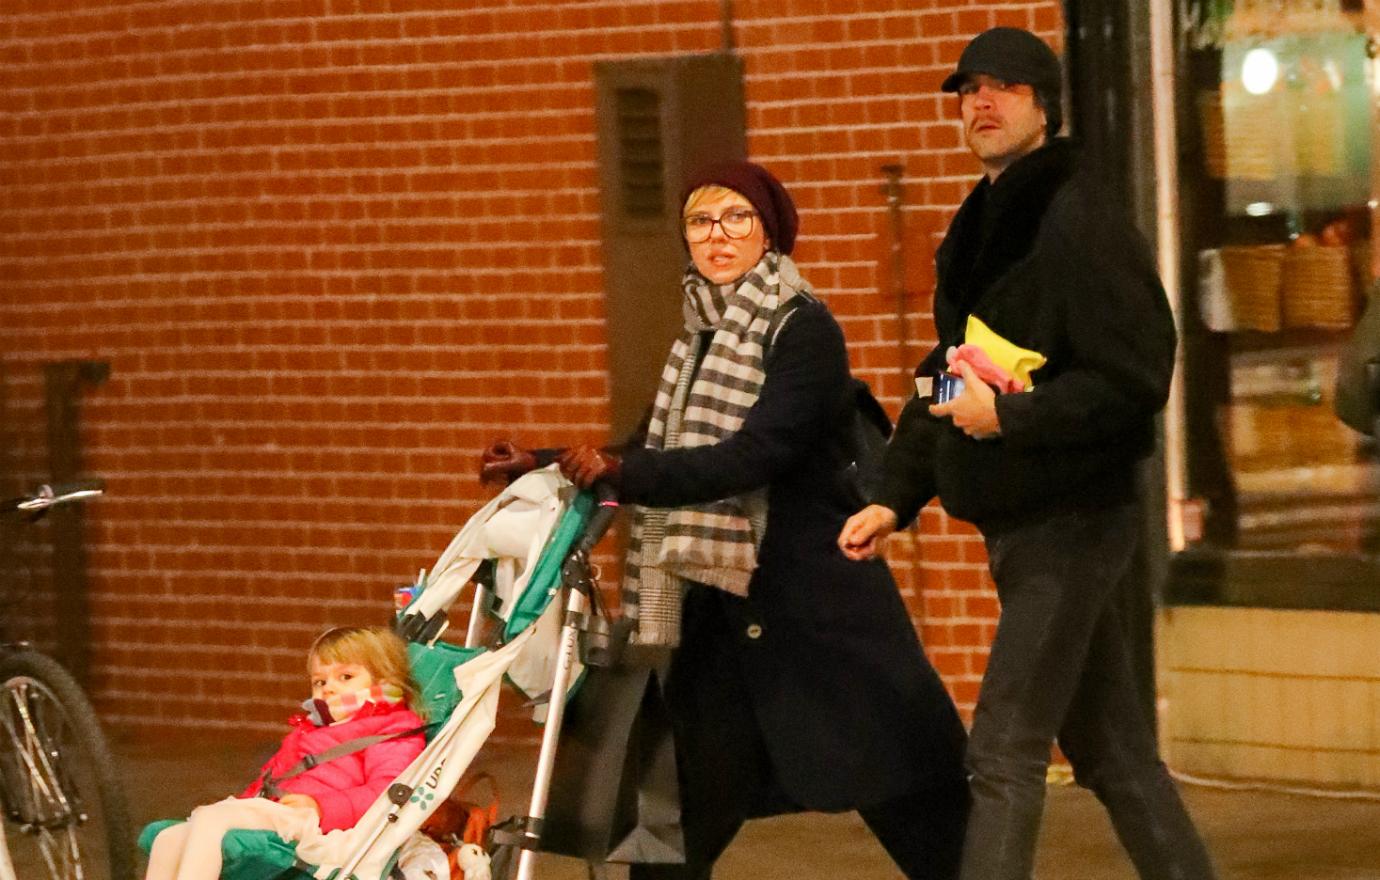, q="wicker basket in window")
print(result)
[1197,89,1278,181]
[1224,396,1358,474]
[1220,245,1285,332]
[1282,246,1353,329]
[1226,401,1359,473]
[1197,91,1227,179]
[1286,401,1357,467]
[1295,90,1344,178]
